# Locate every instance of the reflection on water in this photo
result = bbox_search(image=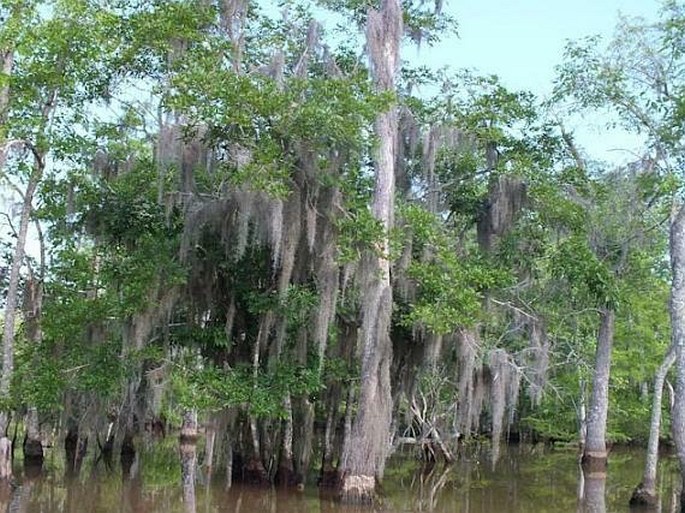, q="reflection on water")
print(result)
[1,444,680,513]
[580,469,606,513]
